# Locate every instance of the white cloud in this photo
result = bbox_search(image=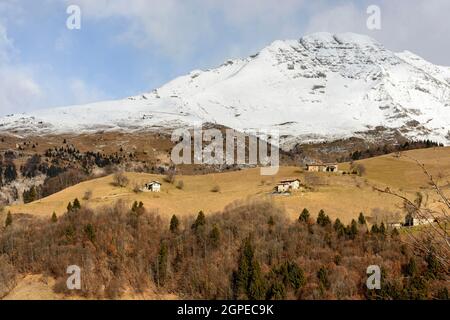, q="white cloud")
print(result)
[68,0,215,60]
[305,3,365,35]
[0,23,43,115]
[304,0,450,66]
[0,23,13,63]
[68,78,106,105]
[67,0,450,66]
[66,0,307,61]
